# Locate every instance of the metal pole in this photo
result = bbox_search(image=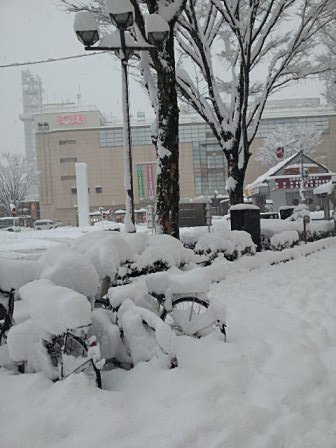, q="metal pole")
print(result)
[299,149,305,203]
[120,29,135,232]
